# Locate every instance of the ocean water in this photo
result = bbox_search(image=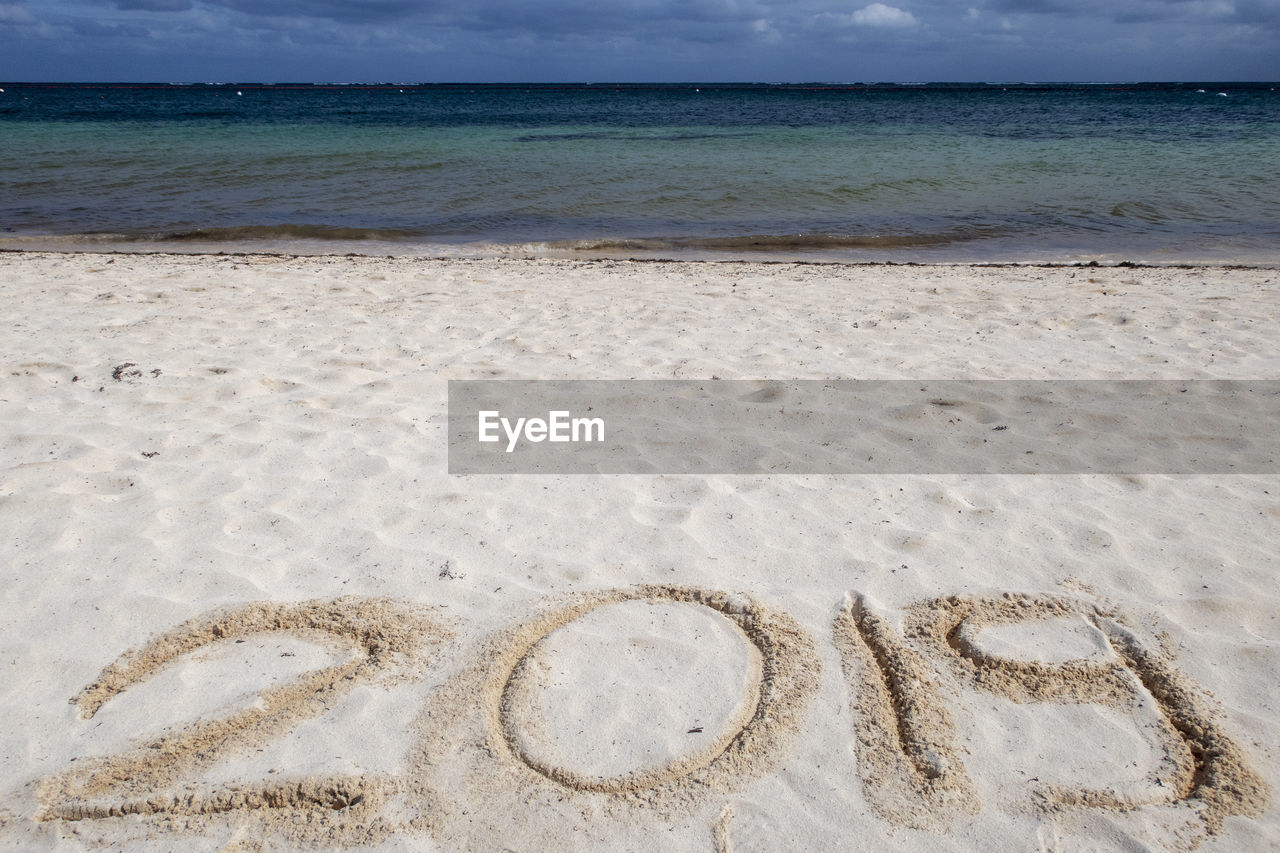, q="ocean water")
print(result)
[1,82,1278,261]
